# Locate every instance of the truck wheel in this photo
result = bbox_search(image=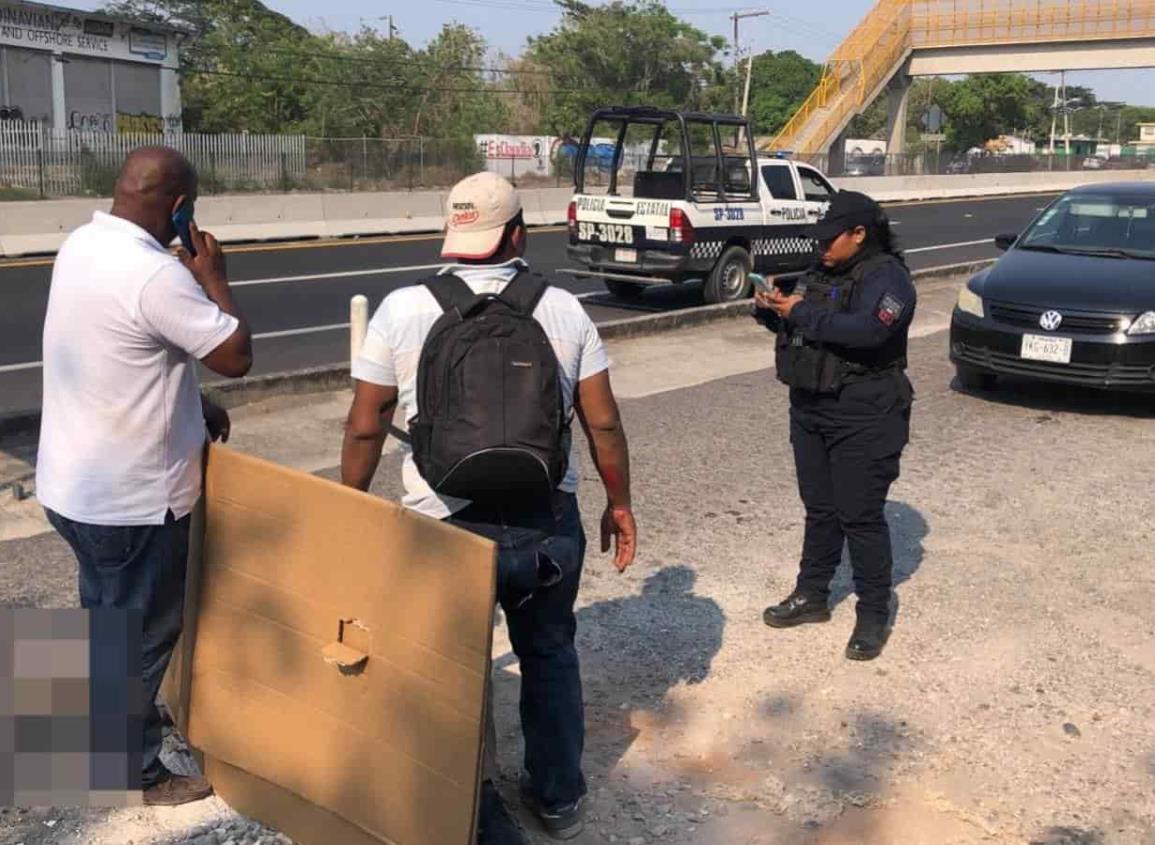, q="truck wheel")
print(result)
[955,364,997,392]
[605,279,647,300]
[704,246,752,304]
